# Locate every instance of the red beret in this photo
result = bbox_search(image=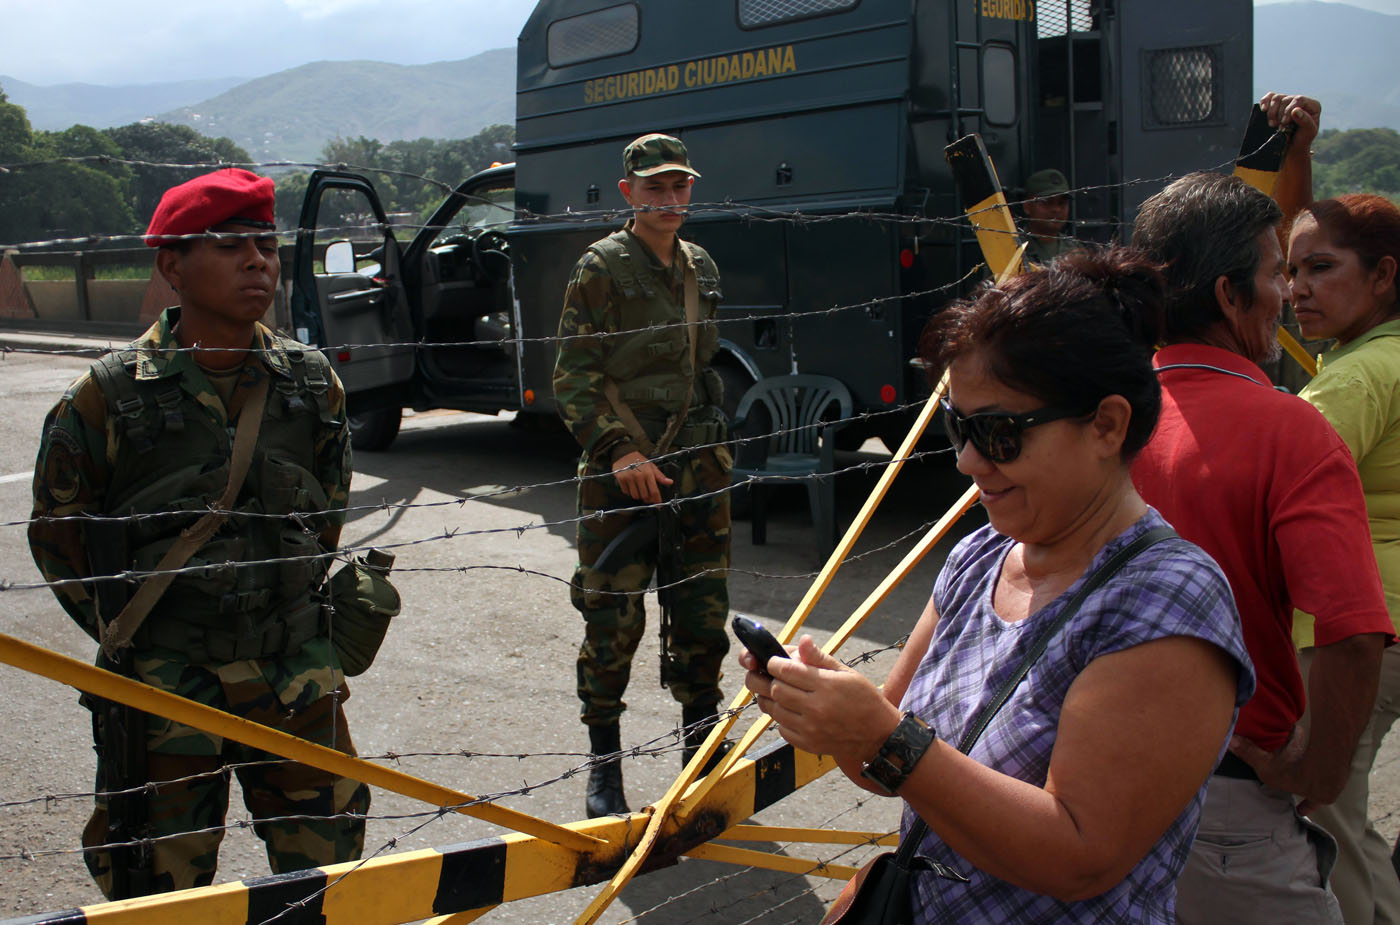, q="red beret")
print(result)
[144,168,276,247]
